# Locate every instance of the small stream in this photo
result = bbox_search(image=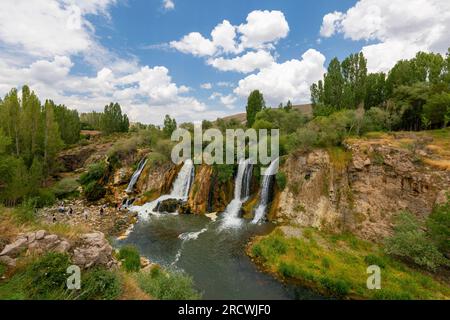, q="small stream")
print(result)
[115,213,322,300]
